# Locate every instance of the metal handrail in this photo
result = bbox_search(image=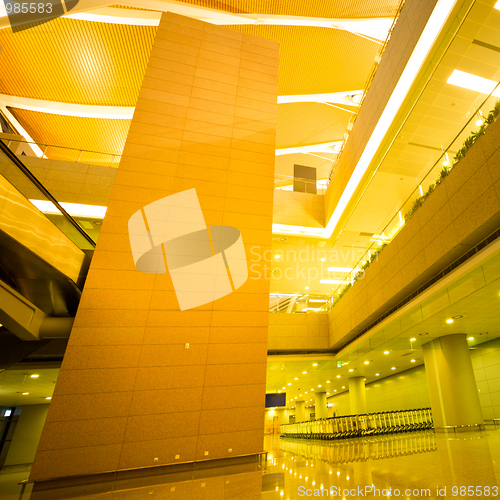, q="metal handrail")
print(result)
[0,140,96,248]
